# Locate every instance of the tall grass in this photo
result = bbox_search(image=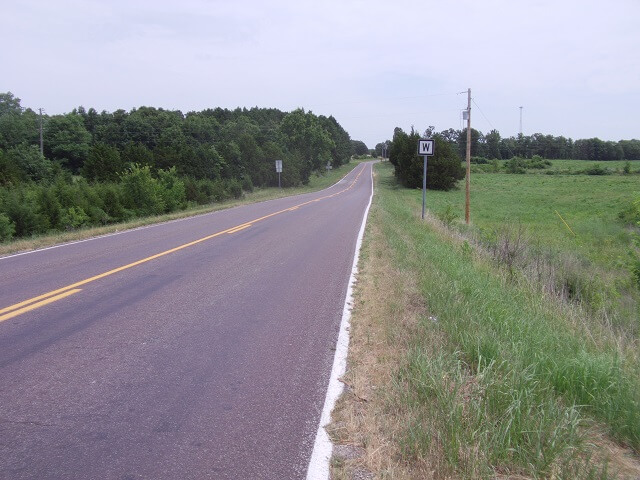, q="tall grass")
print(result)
[373,162,640,476]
